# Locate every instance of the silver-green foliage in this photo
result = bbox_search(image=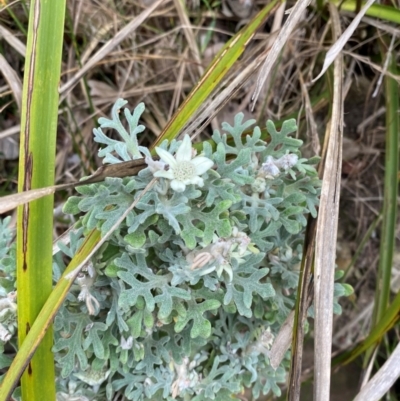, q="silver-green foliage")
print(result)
[0,99,350,400]
[59,99,320,400]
